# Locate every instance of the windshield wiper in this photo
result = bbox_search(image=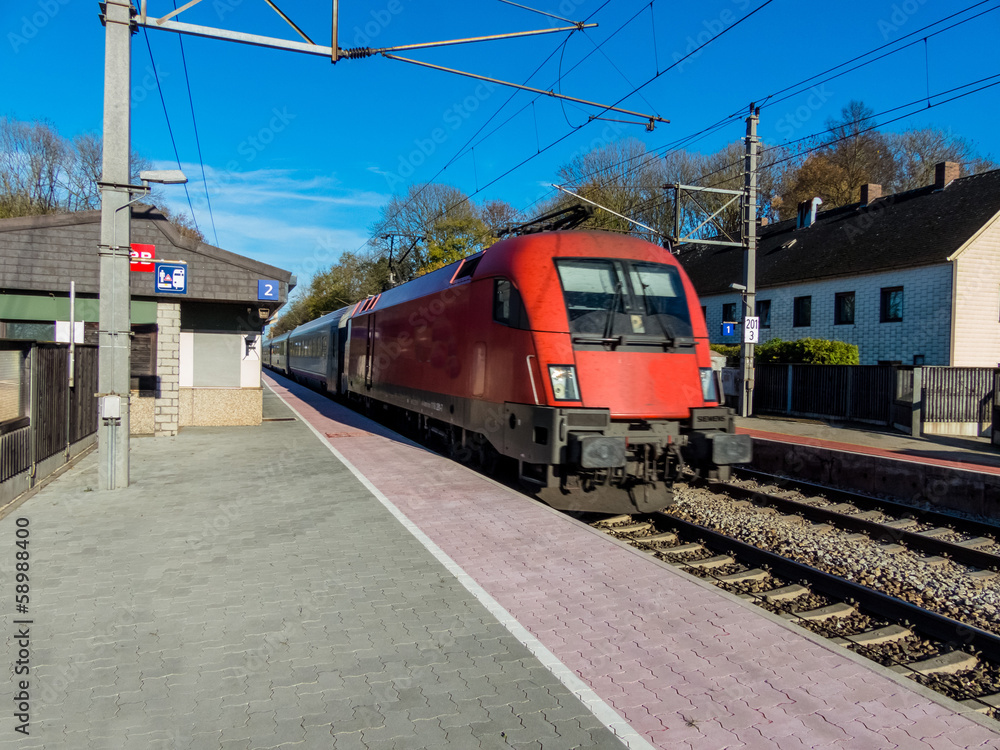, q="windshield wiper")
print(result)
[603,281,623,340]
